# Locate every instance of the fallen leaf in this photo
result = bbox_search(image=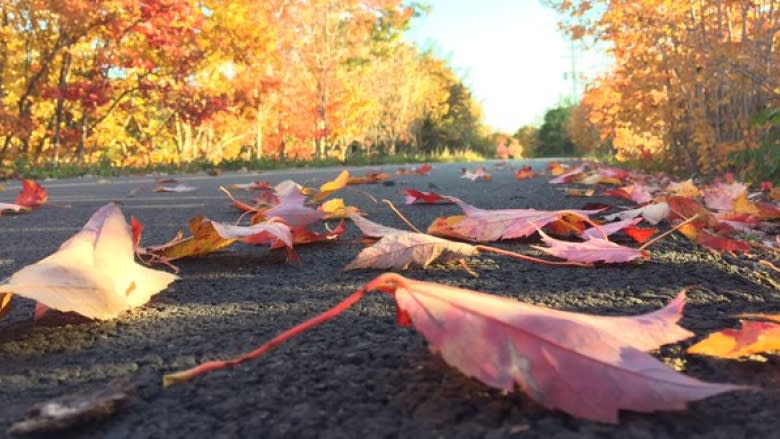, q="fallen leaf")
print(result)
[732,193,780,220]
[274,179,307,197]
[623,225,658,244]
[319,198,360,220]
[666,196,718,228]
[396,164,432,176]
[514,166,534,180]
[259,188,324,227]
[15,179,48,208]
[211,219,293,250]
[603,183,654,204]
[580,173,622,185]
[153,183,198,193]
[349,211,408,238]
[8,379,132,435]
[402,189,452,205]
[703,181,747,211]
[580,217,643,240]
[604,201,670,225]
[150,216,236,261]
[676,223,750,253]
[311,170,349,201]
[165,274,743,423]
[348,171,391,185]
[666,179,701,198]
[0,203,178,320]
[560,187,595,197]
[460,167,492,181]
[274,221,347,248]
[345,232,479,271]
[0,202,31,215]
[548,161,566,176]
[231,180,272,191]
[534,229,645,264]
[445,196,600,242]
[548,165,585,184]
[545,214,589,236]
[426,215,470,240]
[688,314,780,359]
[0,293,12,320]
